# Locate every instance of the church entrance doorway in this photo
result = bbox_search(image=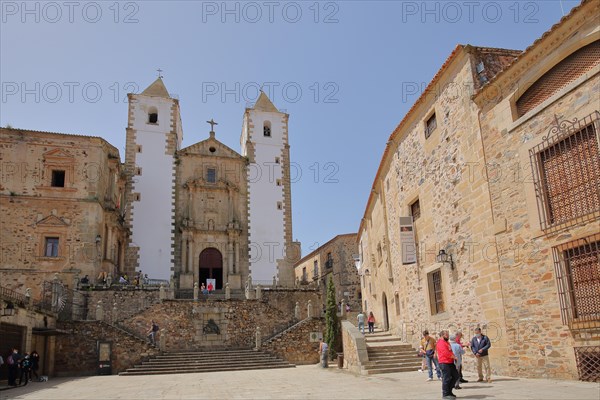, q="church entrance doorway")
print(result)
[199,248,223,290]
